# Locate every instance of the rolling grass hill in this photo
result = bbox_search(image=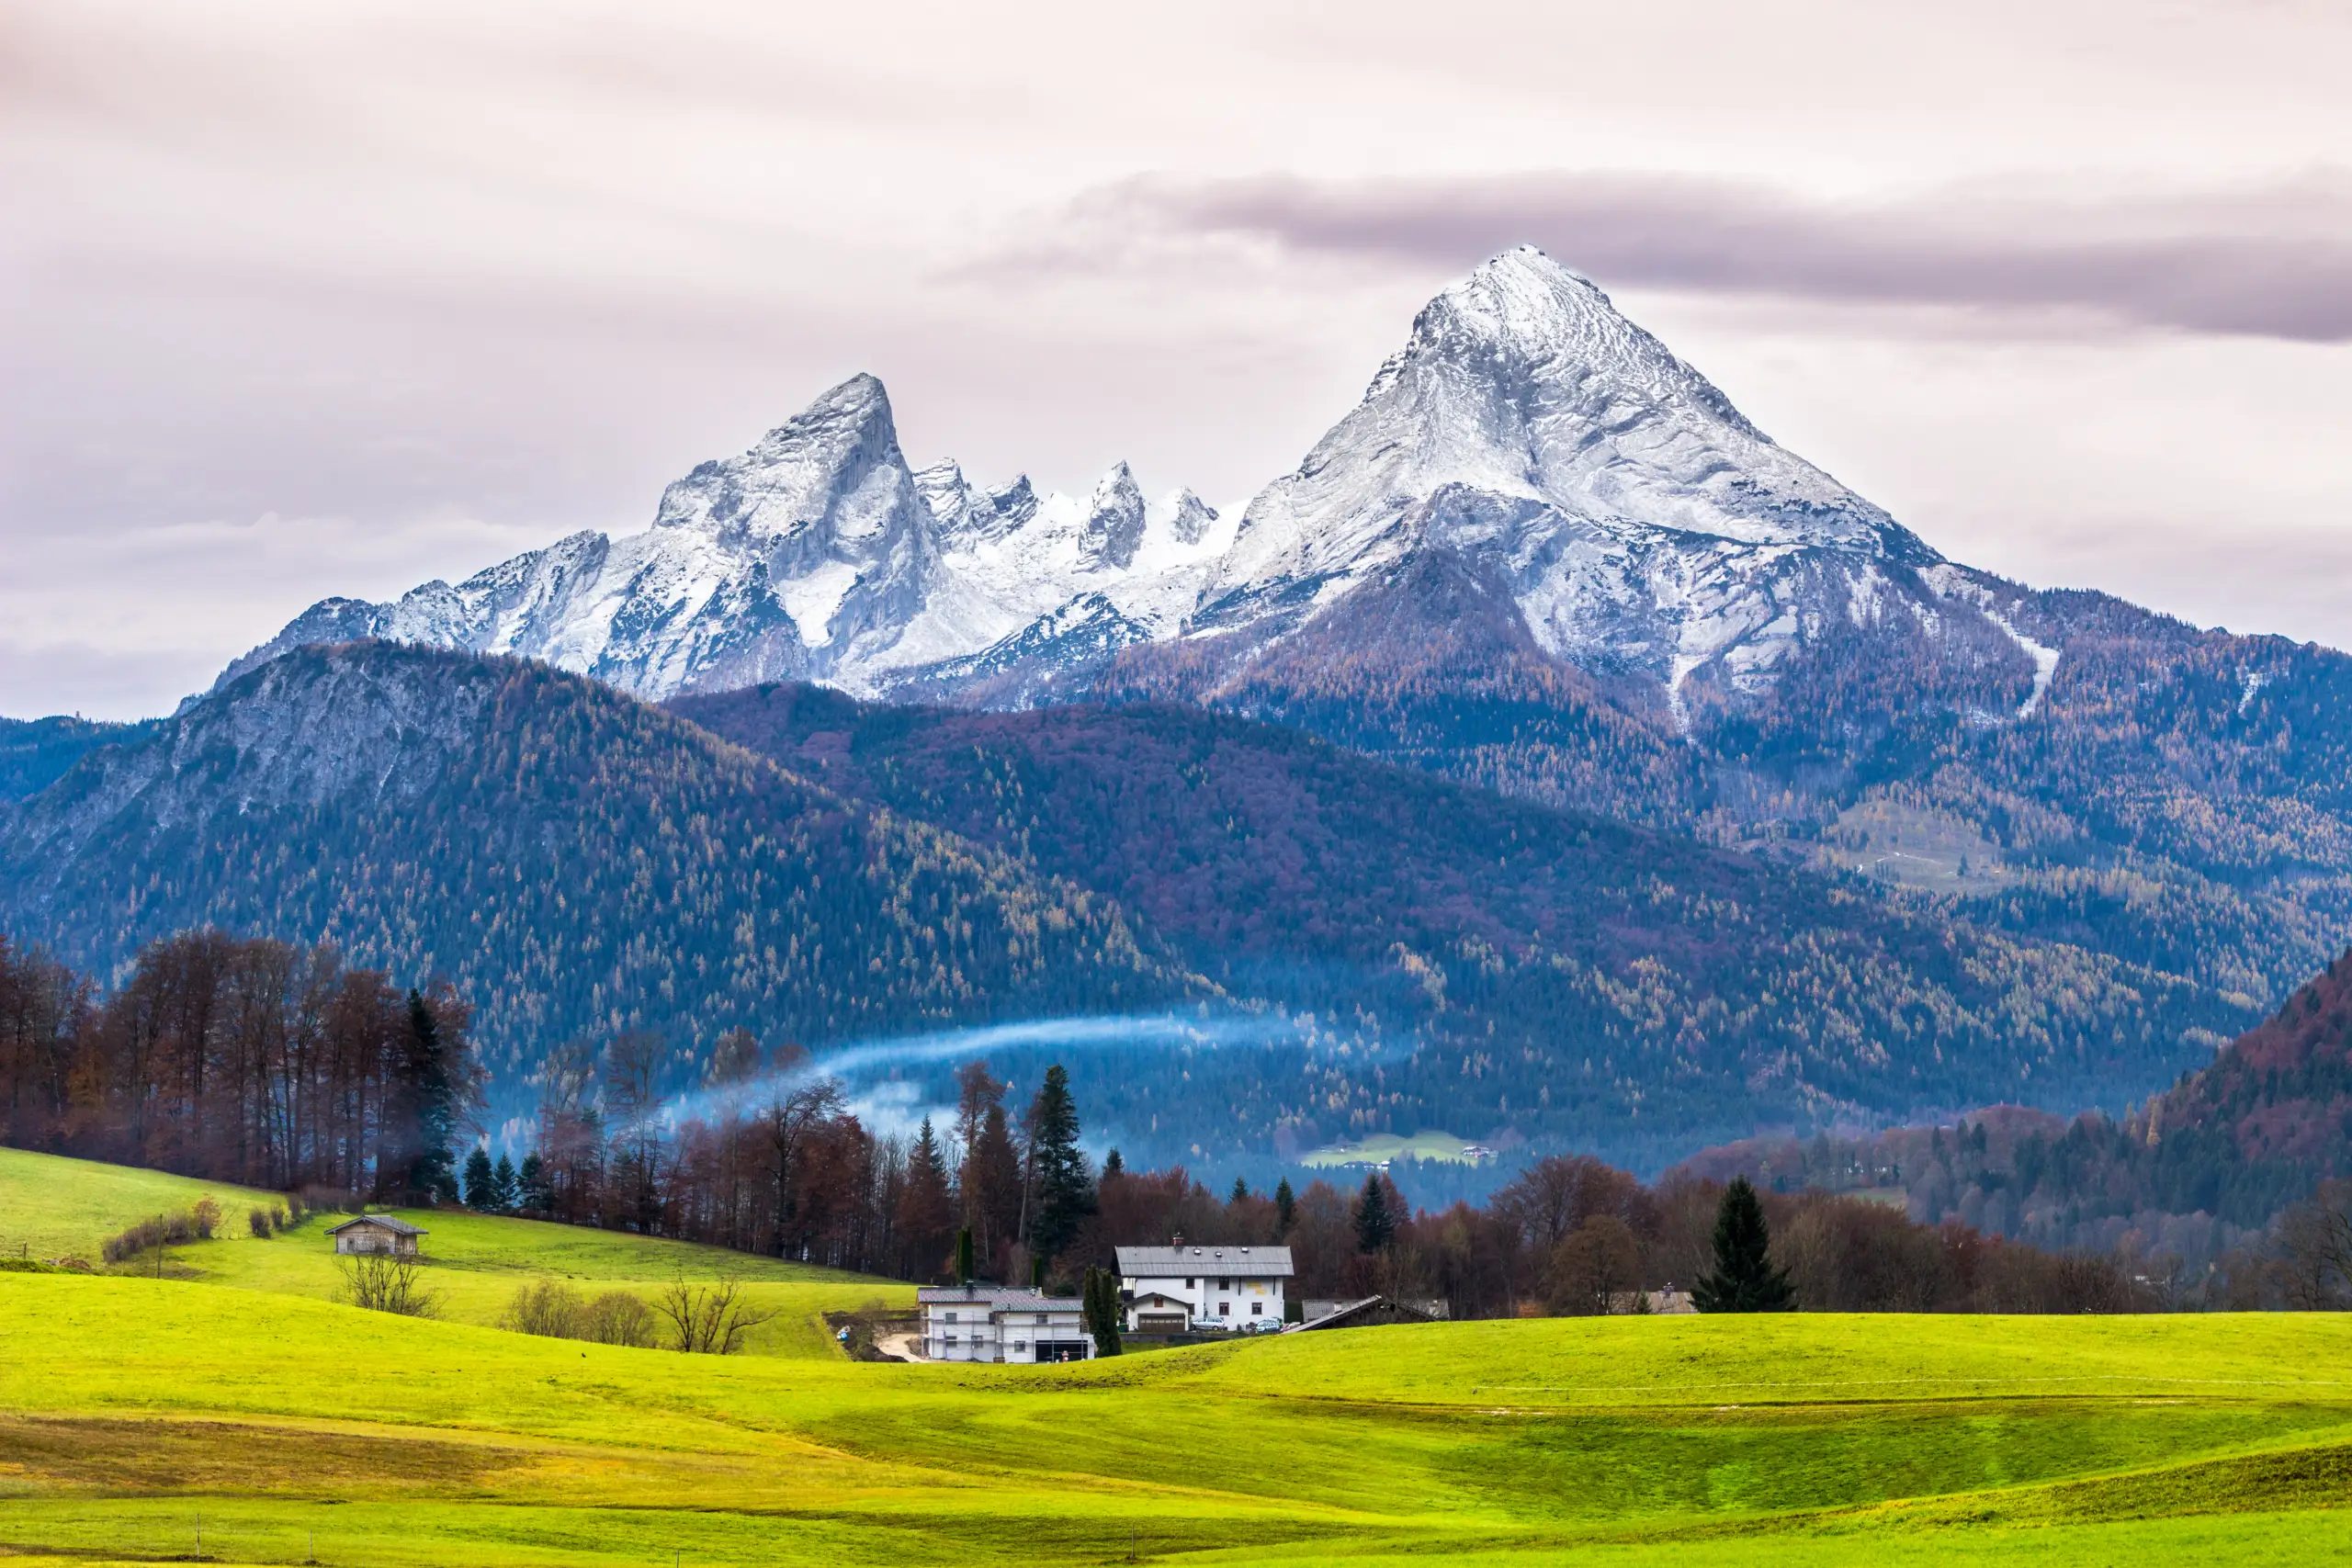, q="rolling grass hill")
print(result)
[0,1146,284,1258]
[0,1274,2346,1565]
[0,1147,910,1358]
